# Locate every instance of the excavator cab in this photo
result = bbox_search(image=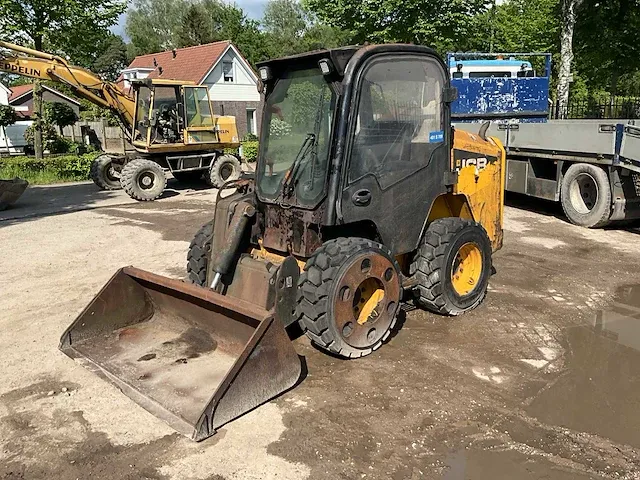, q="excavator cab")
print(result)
[61,44,506,441]
[131,80,238,149]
